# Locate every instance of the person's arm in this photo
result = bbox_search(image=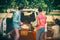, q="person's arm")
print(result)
[36,16,40,29]
[18,12,21,24]
[34,16,40,31]
[10,9,16,13]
